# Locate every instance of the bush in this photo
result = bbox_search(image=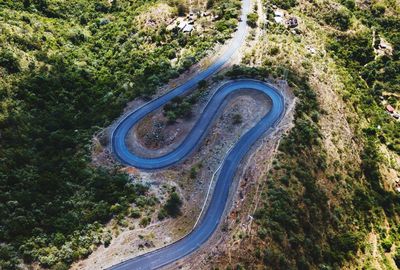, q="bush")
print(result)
[331,232,362,257]
[381,238,392,252]
[340,0,355,10]
[394,248,400,268]
[232,114,243,125]
[269,46,280,56]
[139,217,151,227]
[163,192,182,218]
[130,208,141,219]
[163,95,193,123]
[371,3,385,16]
[0,244,19,270]
[198,79,207,88]
[324,8,352,31]
[190,166,198,179]
[0,49,20,73]
[269,0,297,9]
[247,13,258,28]
[103,232,112,247]
[158,208,167,220]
